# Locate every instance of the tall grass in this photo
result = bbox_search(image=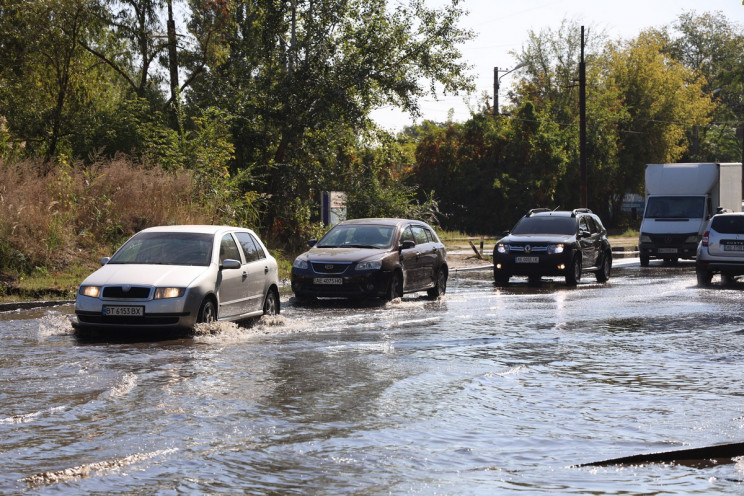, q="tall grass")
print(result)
[0,156,214,275]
